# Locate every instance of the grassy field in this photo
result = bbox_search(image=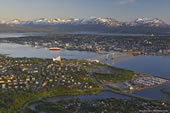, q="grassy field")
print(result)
[93,66,135,83]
